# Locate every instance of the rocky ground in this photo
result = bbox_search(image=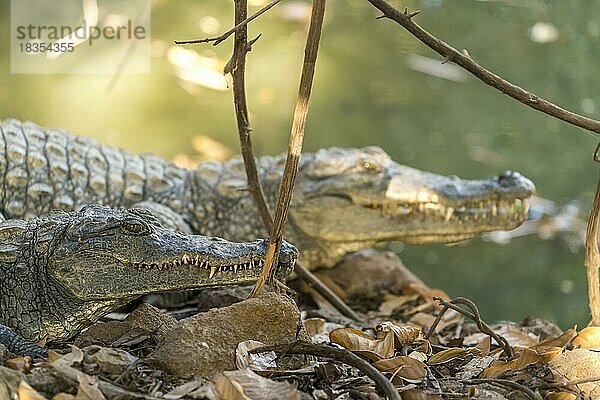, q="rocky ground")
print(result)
[1,249,599,400]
